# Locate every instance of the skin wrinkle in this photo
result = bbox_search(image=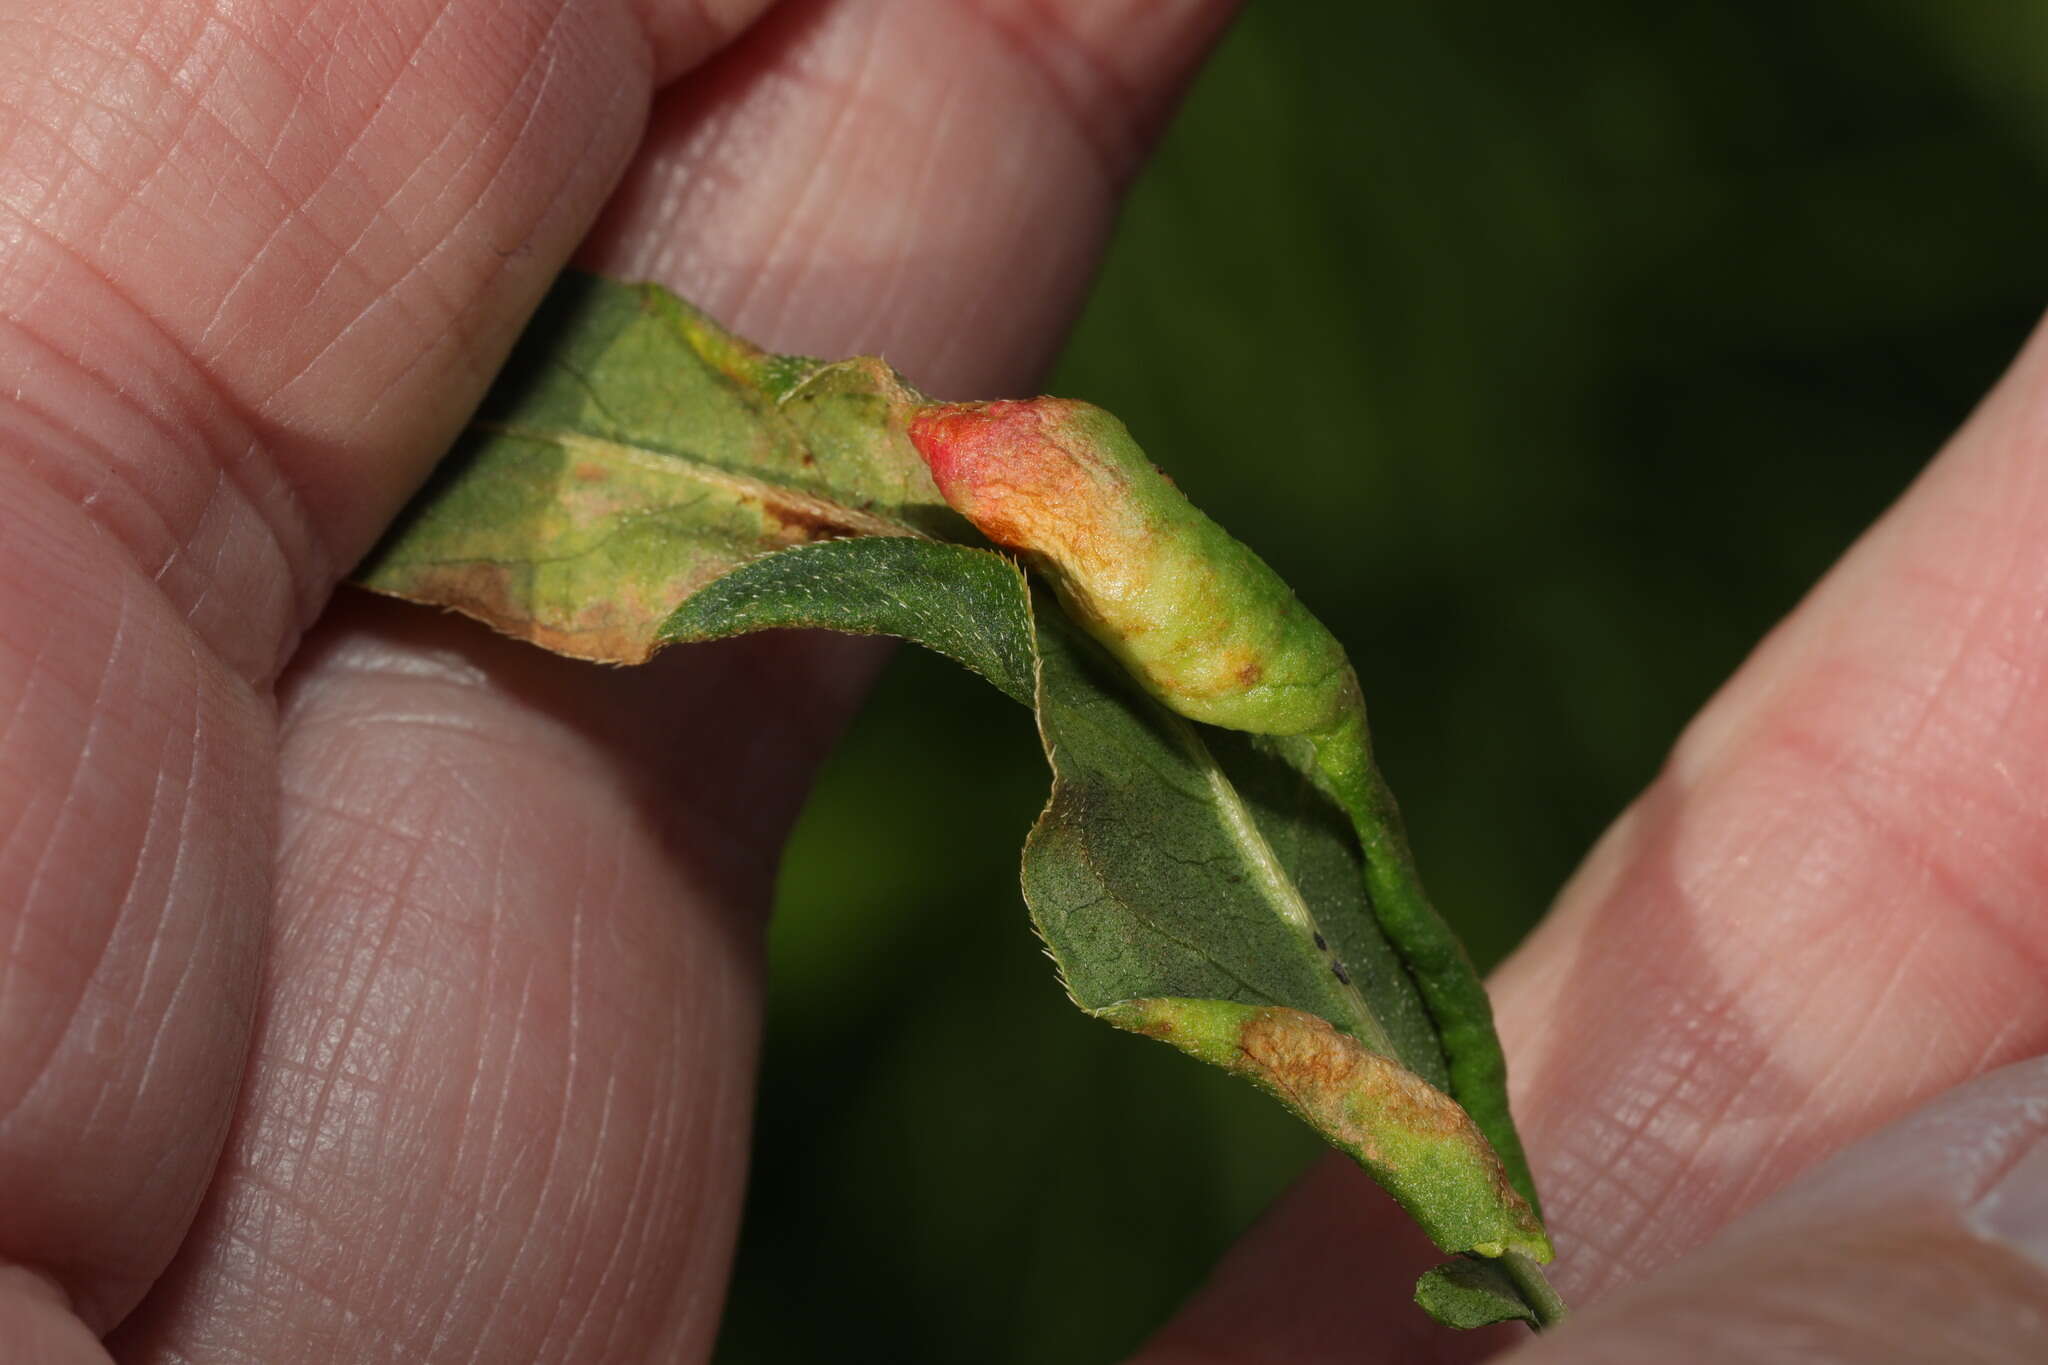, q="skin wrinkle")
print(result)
[158,470,228,637]
[1517,930,1762,1293]
[241,732,696,1358]
[102,690,202,1126]
[714,7,879,345]
[416,1065,494,1363]
[1,599,268,1331]
[478,841,592,1356]
[631,1005,697,1344]
[247,3,562,396]
[1531,618,2048,1293]
[859,69,961,339]
[133,10,273,229]
[1559,1066,1701,1276]
[1806,912,1931,1102]
[1,93,131,232]
[6,577,115,937]
[541,1061,641,1359]
[295,53,639,472]
[2,585,130,1091]
[1595,1014,1799,1288]
[481,985,570,1349]
[555,1069,629,1360]
[280,788,431,1208]
[1497,1068,2048,1363]
[970,0,1137,187]
[217,1168,362,1324]
[192,0,404,214]
[1788,720,2048,987]
[1522,639,2048,1290]
[203,0,315,171]
[411,939,515,1357]
[0,249,326,680]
